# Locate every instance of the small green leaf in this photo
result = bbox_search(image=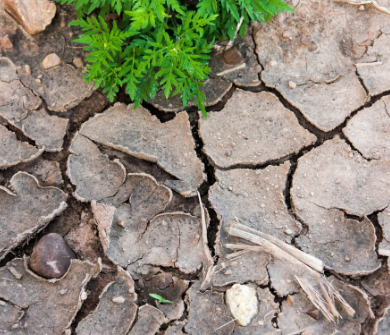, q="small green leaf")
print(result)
[149,293,173,304]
